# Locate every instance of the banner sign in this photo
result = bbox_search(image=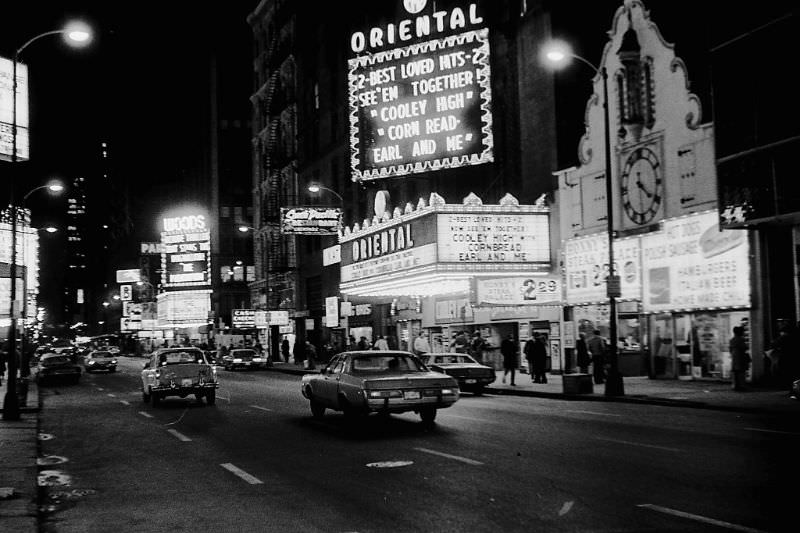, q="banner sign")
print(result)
[474,276,561,306]
[325,296,339,327]
[280,207,341,235]
[641,211,750,312]
[157,290,211,325]
[563,234,642,304]
[0,58,29,162]
[116,269,141,283]
[323,244,341,266]
[254,310,291,328]
[437,212,550,264]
